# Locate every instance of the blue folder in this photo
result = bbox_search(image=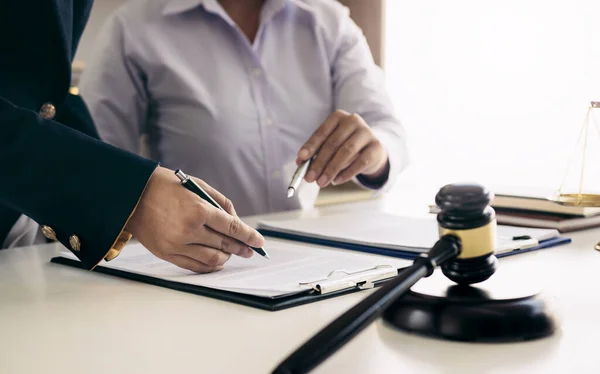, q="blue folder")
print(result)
[258,228,571,260]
